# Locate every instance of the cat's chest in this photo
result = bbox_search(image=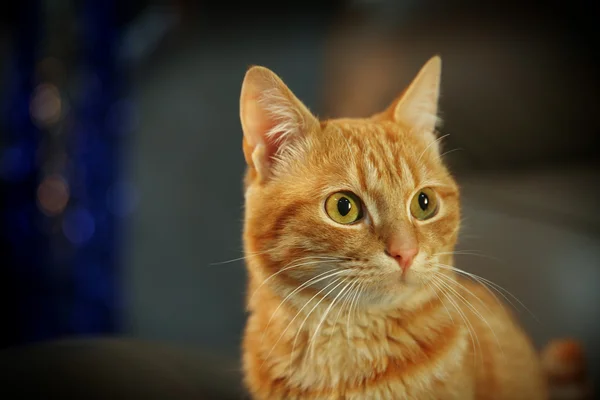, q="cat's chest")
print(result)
[281,316,469,399]
[284,318,398,389]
